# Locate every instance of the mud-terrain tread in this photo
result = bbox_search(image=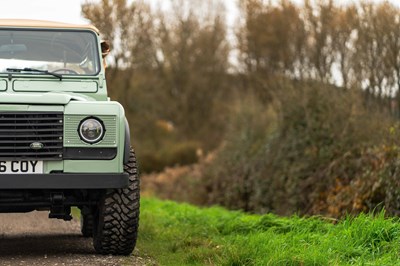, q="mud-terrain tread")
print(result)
[80,213,94,237]
[93,149,140,255]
